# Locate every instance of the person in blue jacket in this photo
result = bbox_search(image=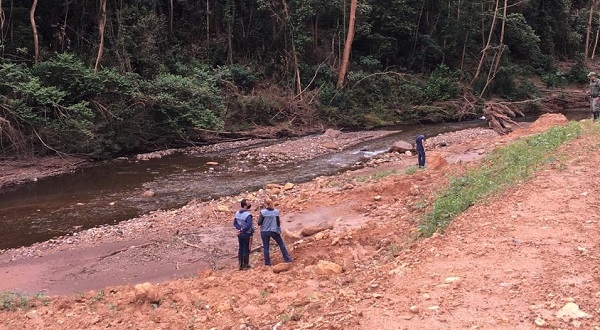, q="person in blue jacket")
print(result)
[258,197,292,266]
[416,134,426,168]
[233,199,254,270]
